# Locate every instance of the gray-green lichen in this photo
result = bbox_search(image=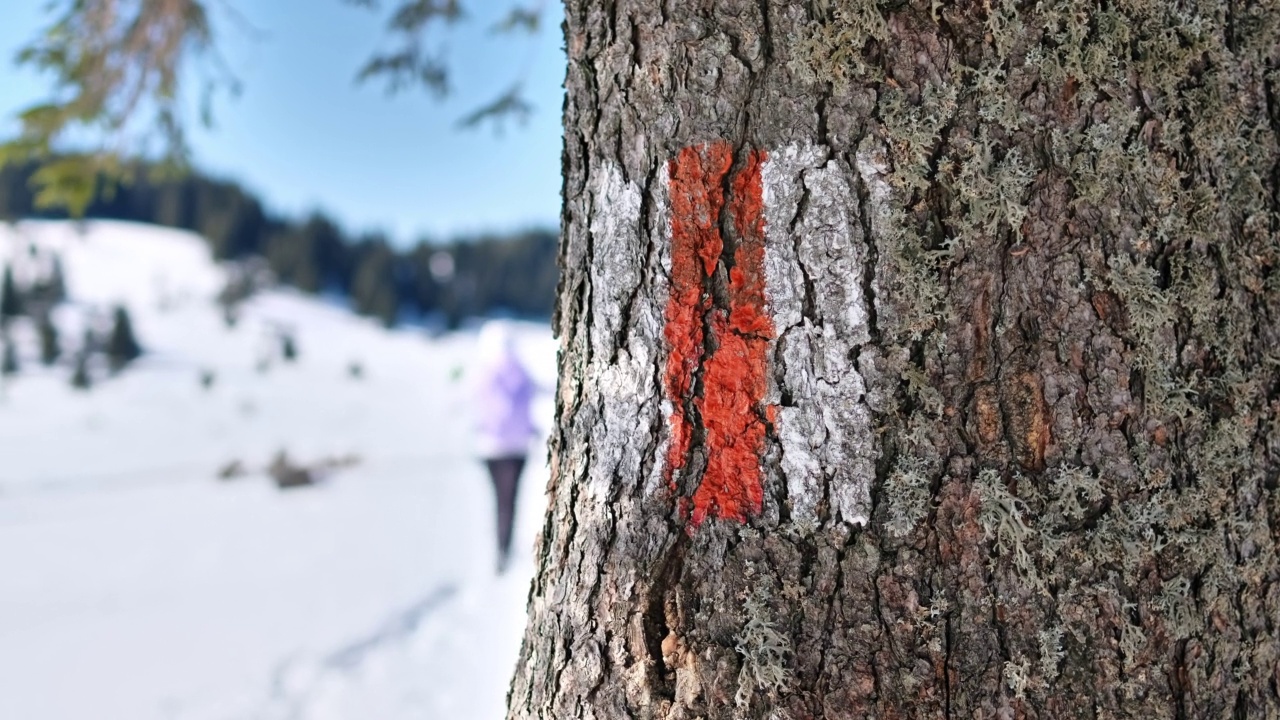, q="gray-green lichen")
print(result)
[790,0,1280,711]
[734,591,793,709]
